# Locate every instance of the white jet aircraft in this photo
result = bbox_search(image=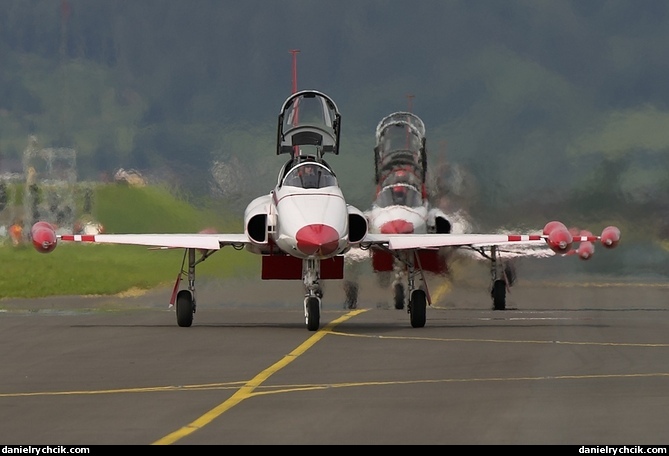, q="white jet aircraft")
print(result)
[344,111,467,311]
[344,111,619,314]
[30,90,621,331]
